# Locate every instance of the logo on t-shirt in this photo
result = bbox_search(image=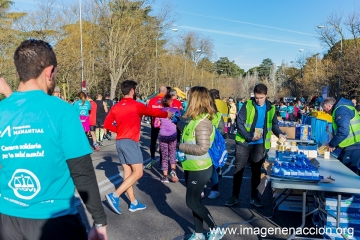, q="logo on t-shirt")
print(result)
[8,169,41,200]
